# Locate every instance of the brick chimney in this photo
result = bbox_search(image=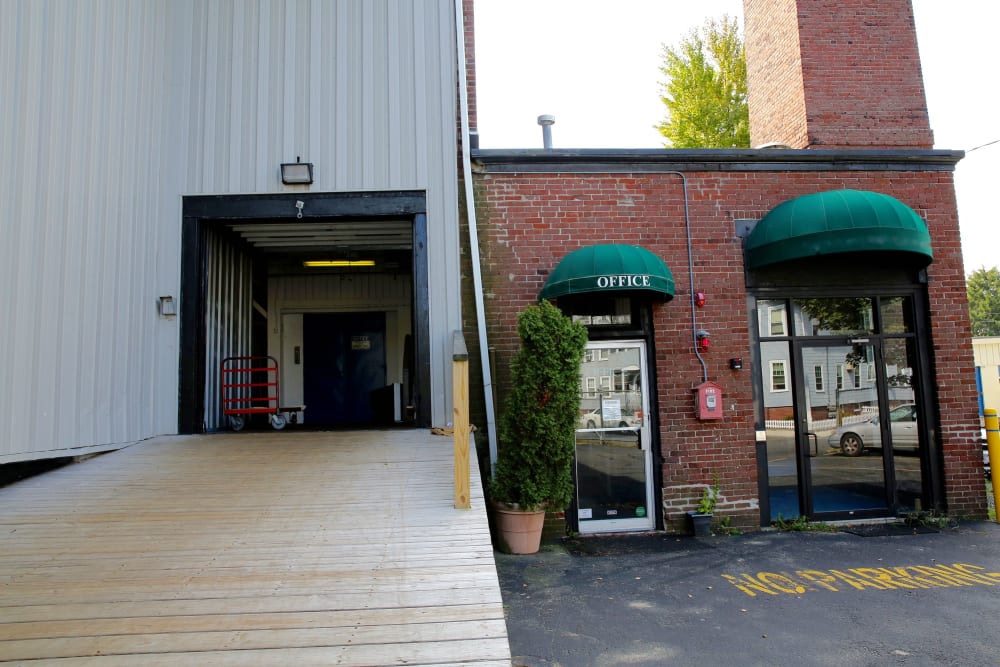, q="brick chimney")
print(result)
[744,0,933,149]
